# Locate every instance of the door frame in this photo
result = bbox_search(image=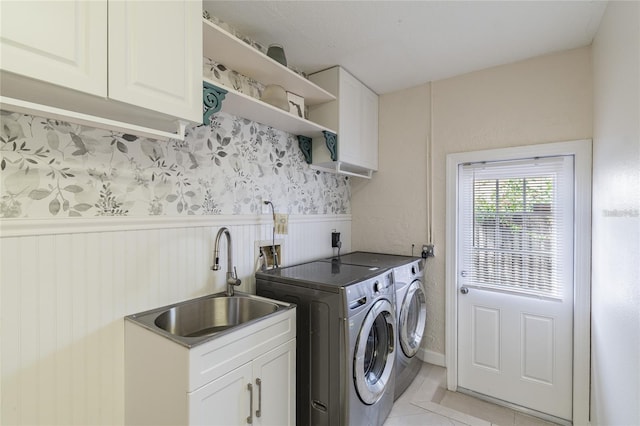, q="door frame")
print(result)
[445,140,592,425]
